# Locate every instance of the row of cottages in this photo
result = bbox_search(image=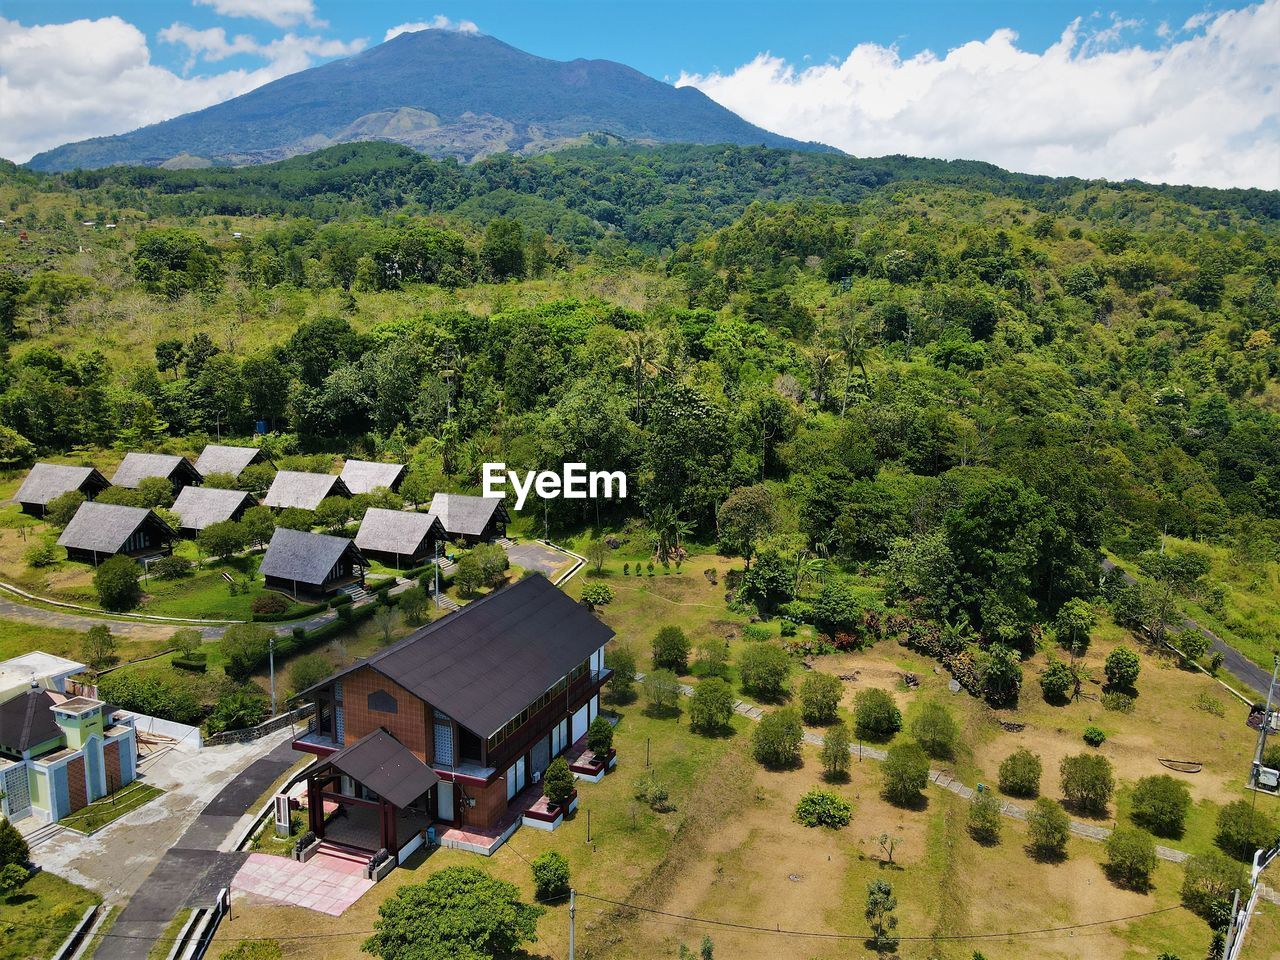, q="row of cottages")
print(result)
[293,574,612,856]
[0,652,139,824]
